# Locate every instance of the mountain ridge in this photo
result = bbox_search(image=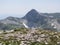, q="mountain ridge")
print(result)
[0,9,60,31]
